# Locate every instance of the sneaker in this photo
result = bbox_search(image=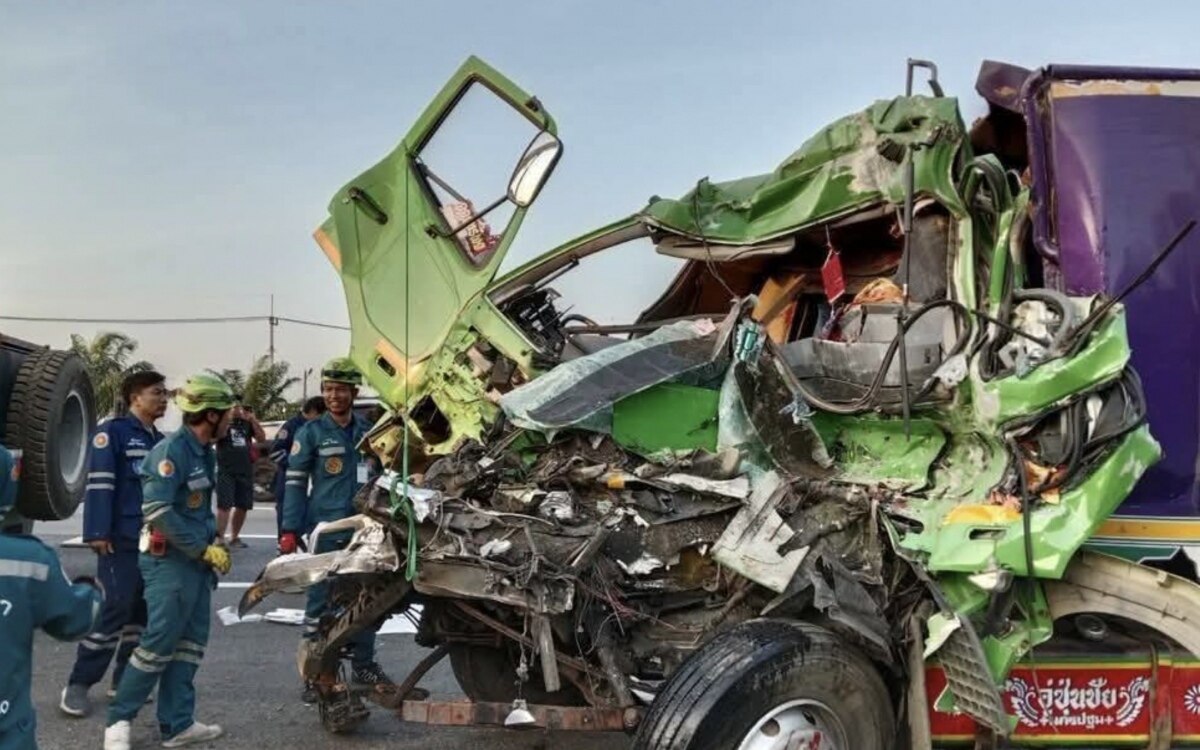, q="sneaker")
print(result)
[104,721,132,750]
[161,720,223,747]
[351,661,395,686]
[59,684,91,717]
[301,681,319,705]
[230,538,249,549]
